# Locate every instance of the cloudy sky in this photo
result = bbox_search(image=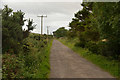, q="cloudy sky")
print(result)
[1,0,83,34]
